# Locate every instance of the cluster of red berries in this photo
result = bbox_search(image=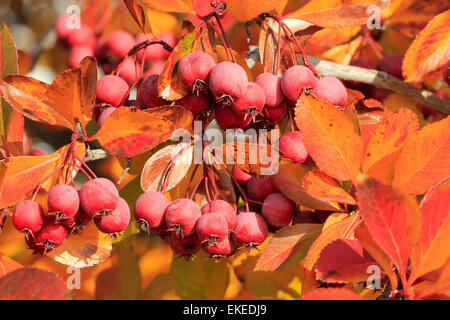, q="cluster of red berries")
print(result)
[12,178,129,254]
